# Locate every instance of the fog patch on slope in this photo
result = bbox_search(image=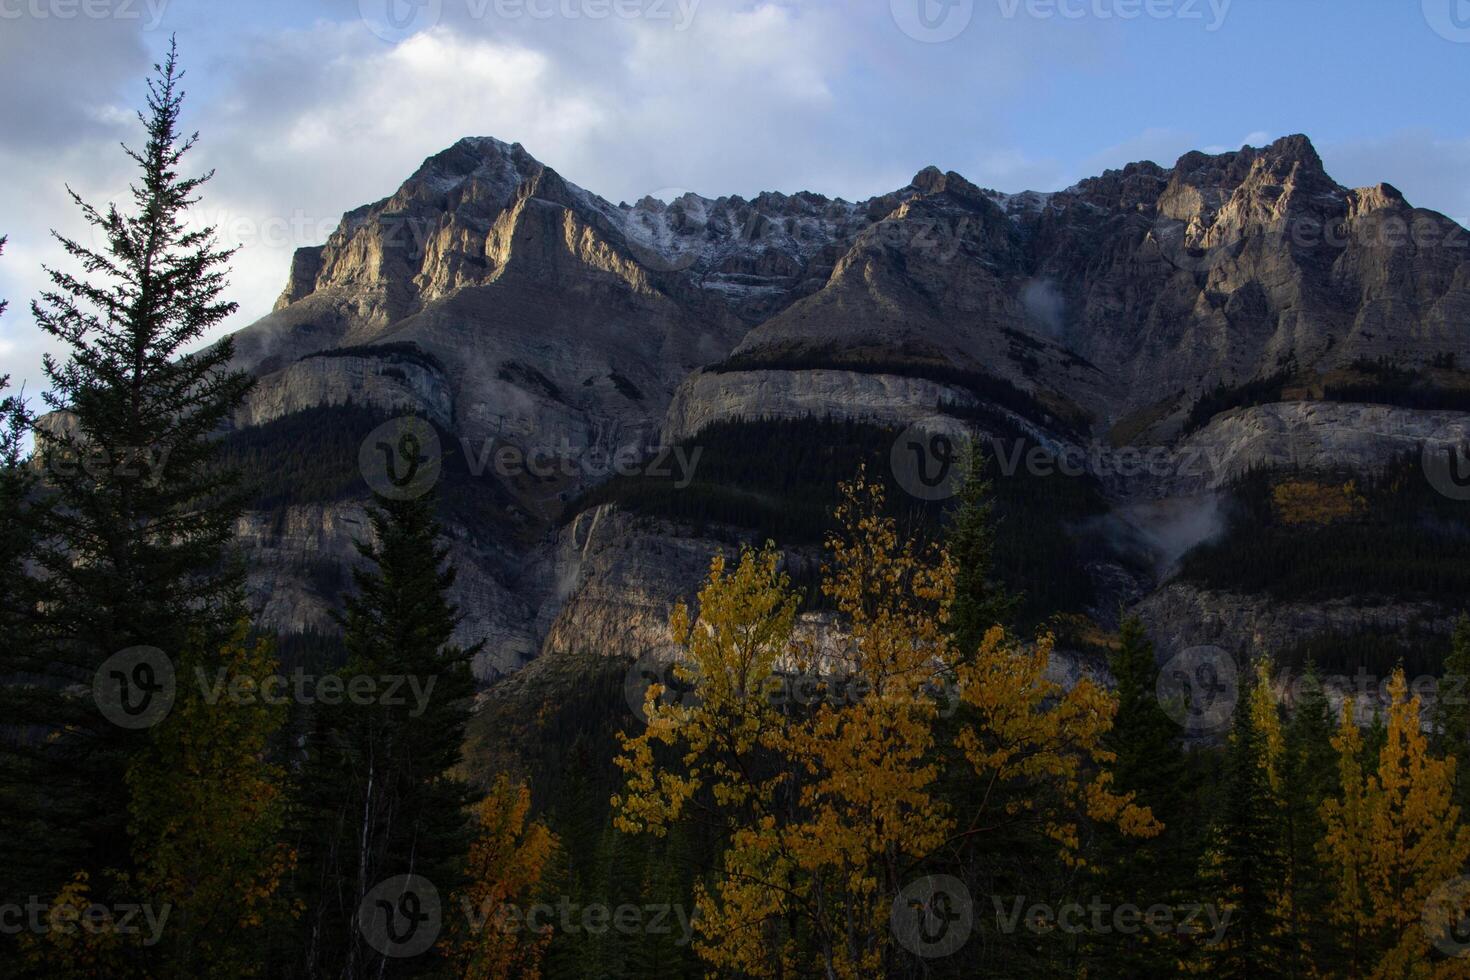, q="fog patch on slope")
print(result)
[1021,279,1067,338]
[1090,493,1230,583]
